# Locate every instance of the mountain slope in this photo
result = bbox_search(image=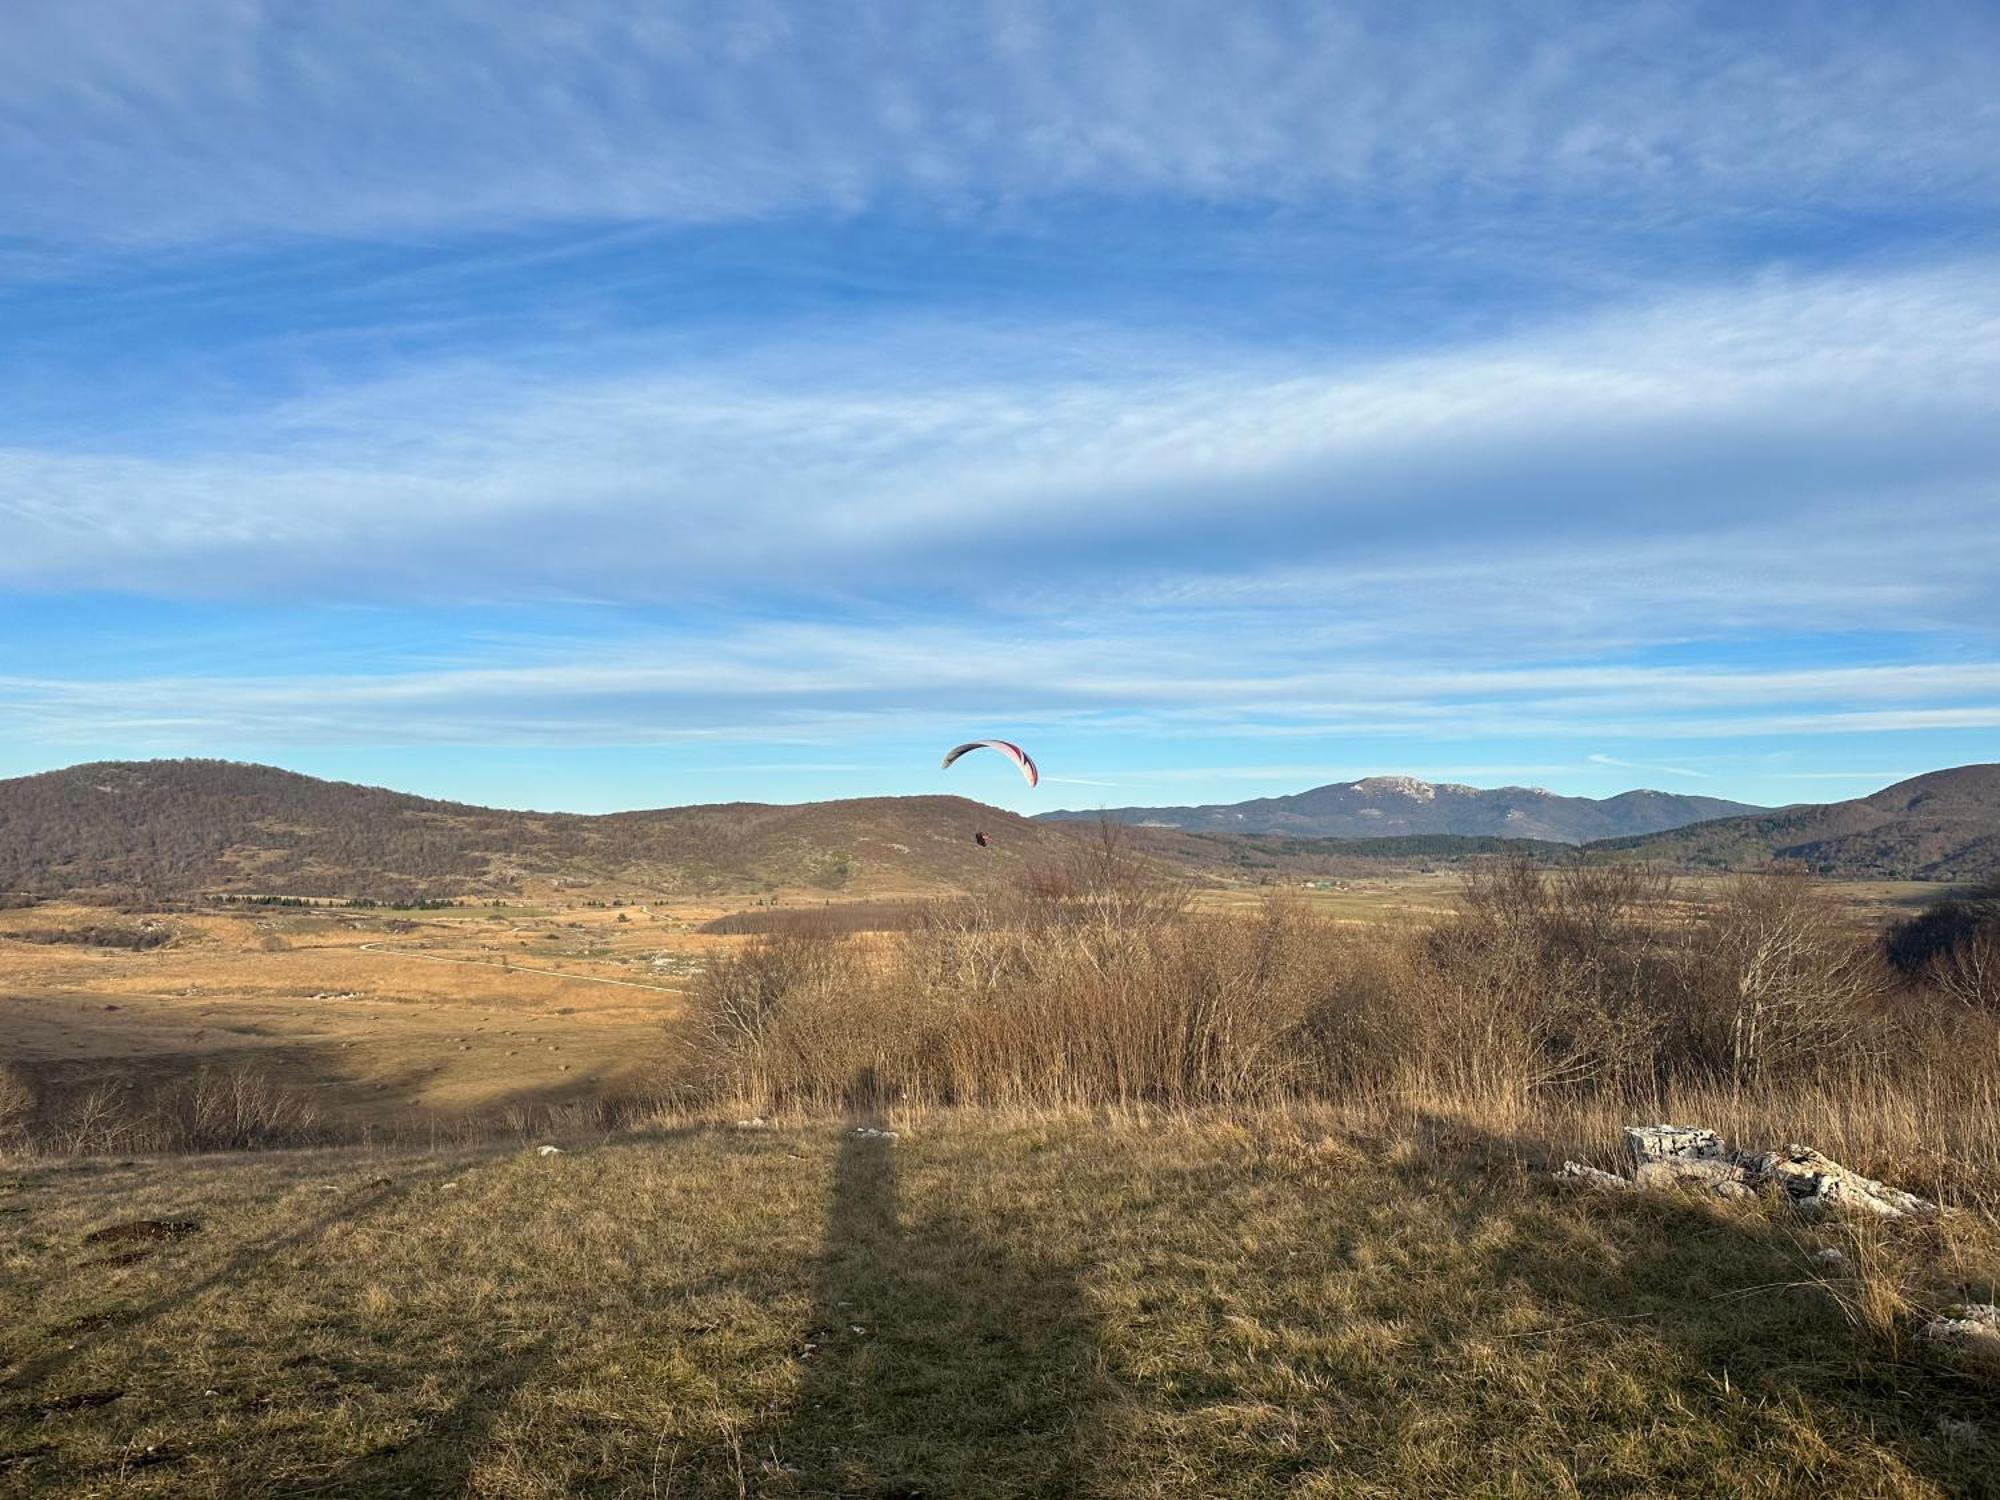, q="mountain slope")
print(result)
[0,760,1069,900]
[1038,775,1765,843]
[1592,764,2000,879]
